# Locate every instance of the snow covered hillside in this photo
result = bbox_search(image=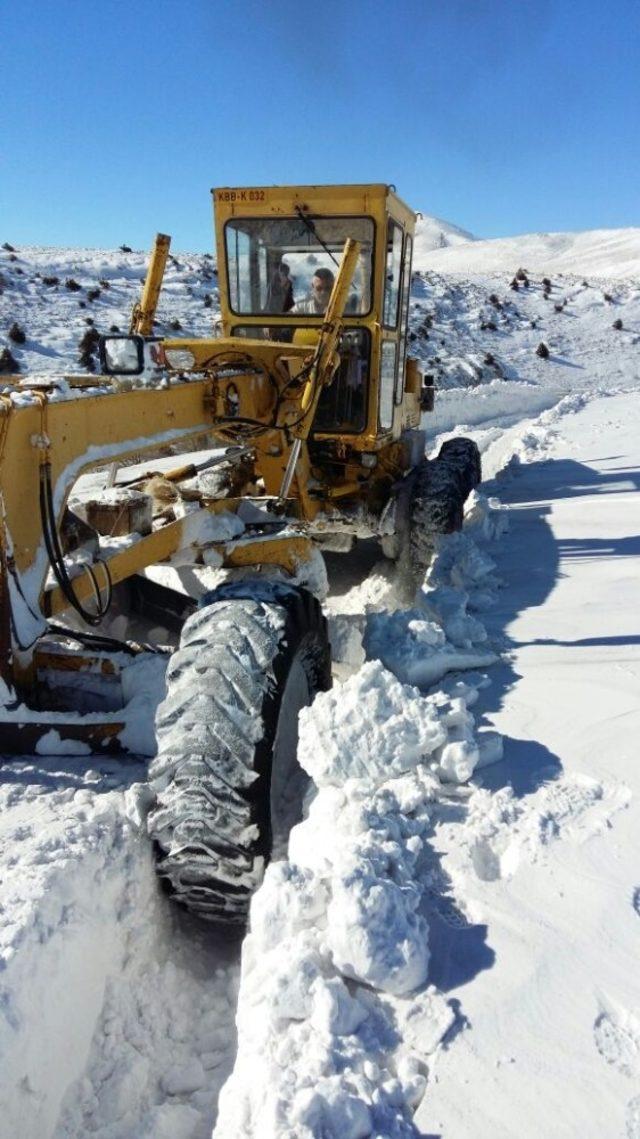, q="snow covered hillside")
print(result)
[412,213,476,262]
[418,224,640,278]
[2,234,640,1138]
